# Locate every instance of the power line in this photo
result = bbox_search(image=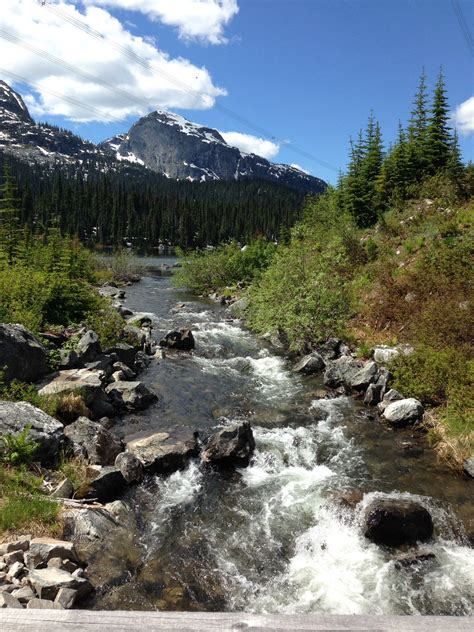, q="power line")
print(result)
[0,67,123,123]
[451,0,474,56]
[38,0,339,172]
